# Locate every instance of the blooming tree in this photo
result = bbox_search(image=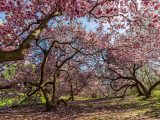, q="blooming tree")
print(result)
[0,0,145,62]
